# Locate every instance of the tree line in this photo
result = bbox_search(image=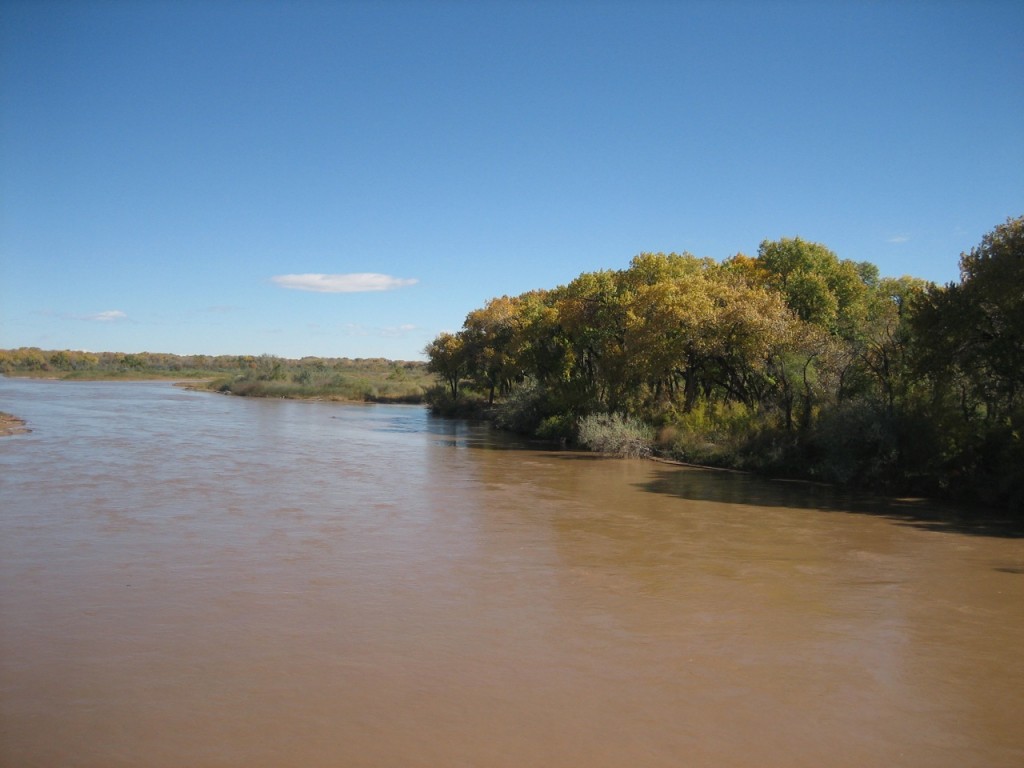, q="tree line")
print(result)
[0,348,261,375]
[426,216,1024,515]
